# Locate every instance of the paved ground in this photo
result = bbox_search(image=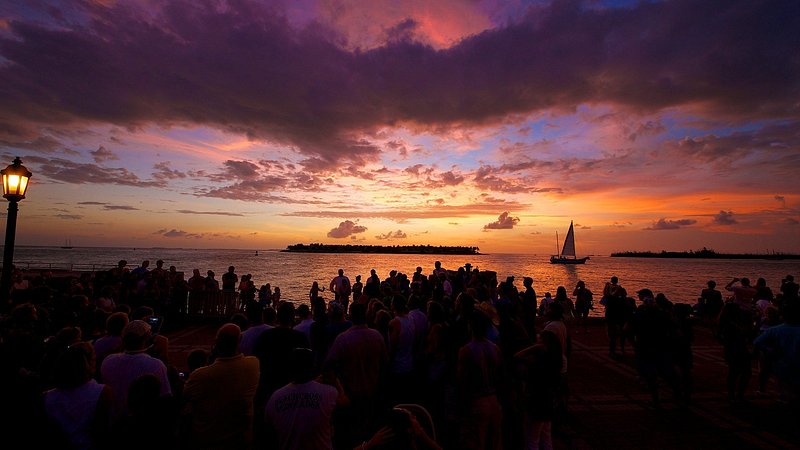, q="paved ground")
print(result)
[166,318,800,449]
